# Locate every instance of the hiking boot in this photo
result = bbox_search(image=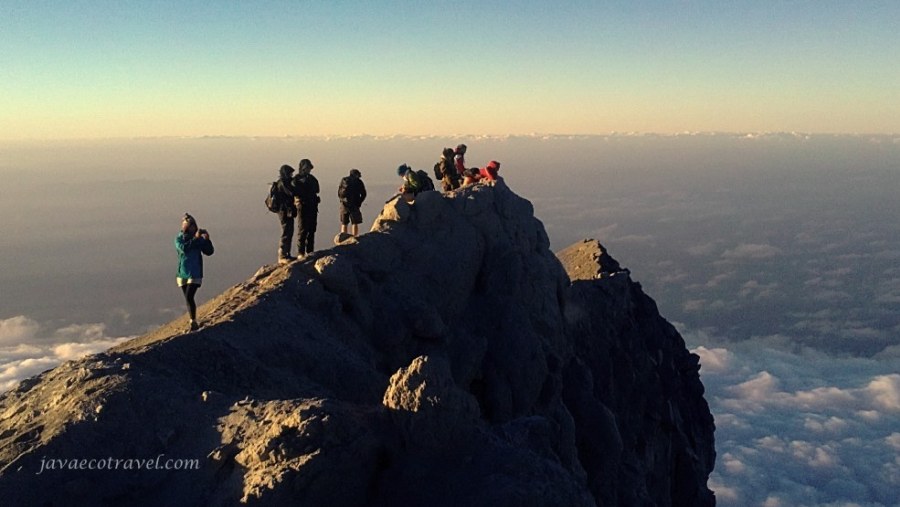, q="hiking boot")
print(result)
[278,256,295,265]
[189,320,200,332]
